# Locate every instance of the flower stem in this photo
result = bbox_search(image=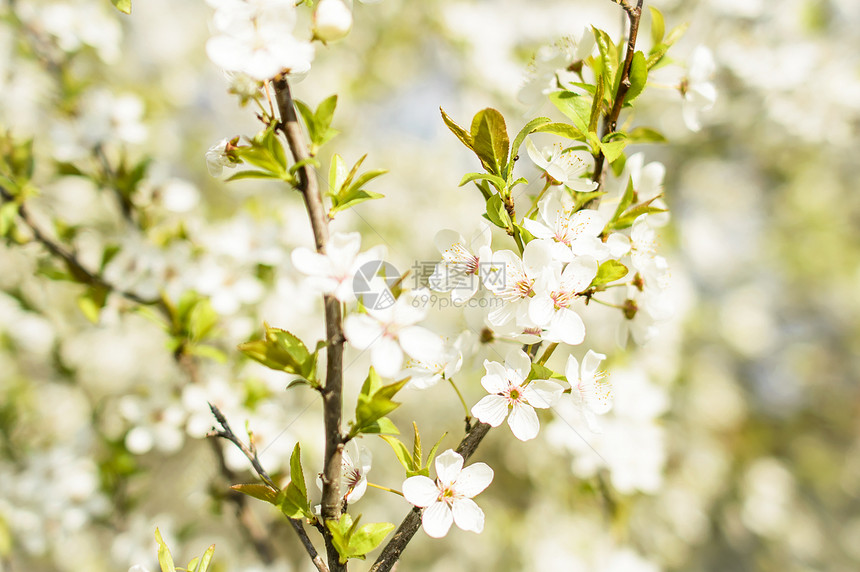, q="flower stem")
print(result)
[447,377,472,422]
[367,482,404,497]
[526,178,553,217]
[589,297,626,310]
[536,342,559,366]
